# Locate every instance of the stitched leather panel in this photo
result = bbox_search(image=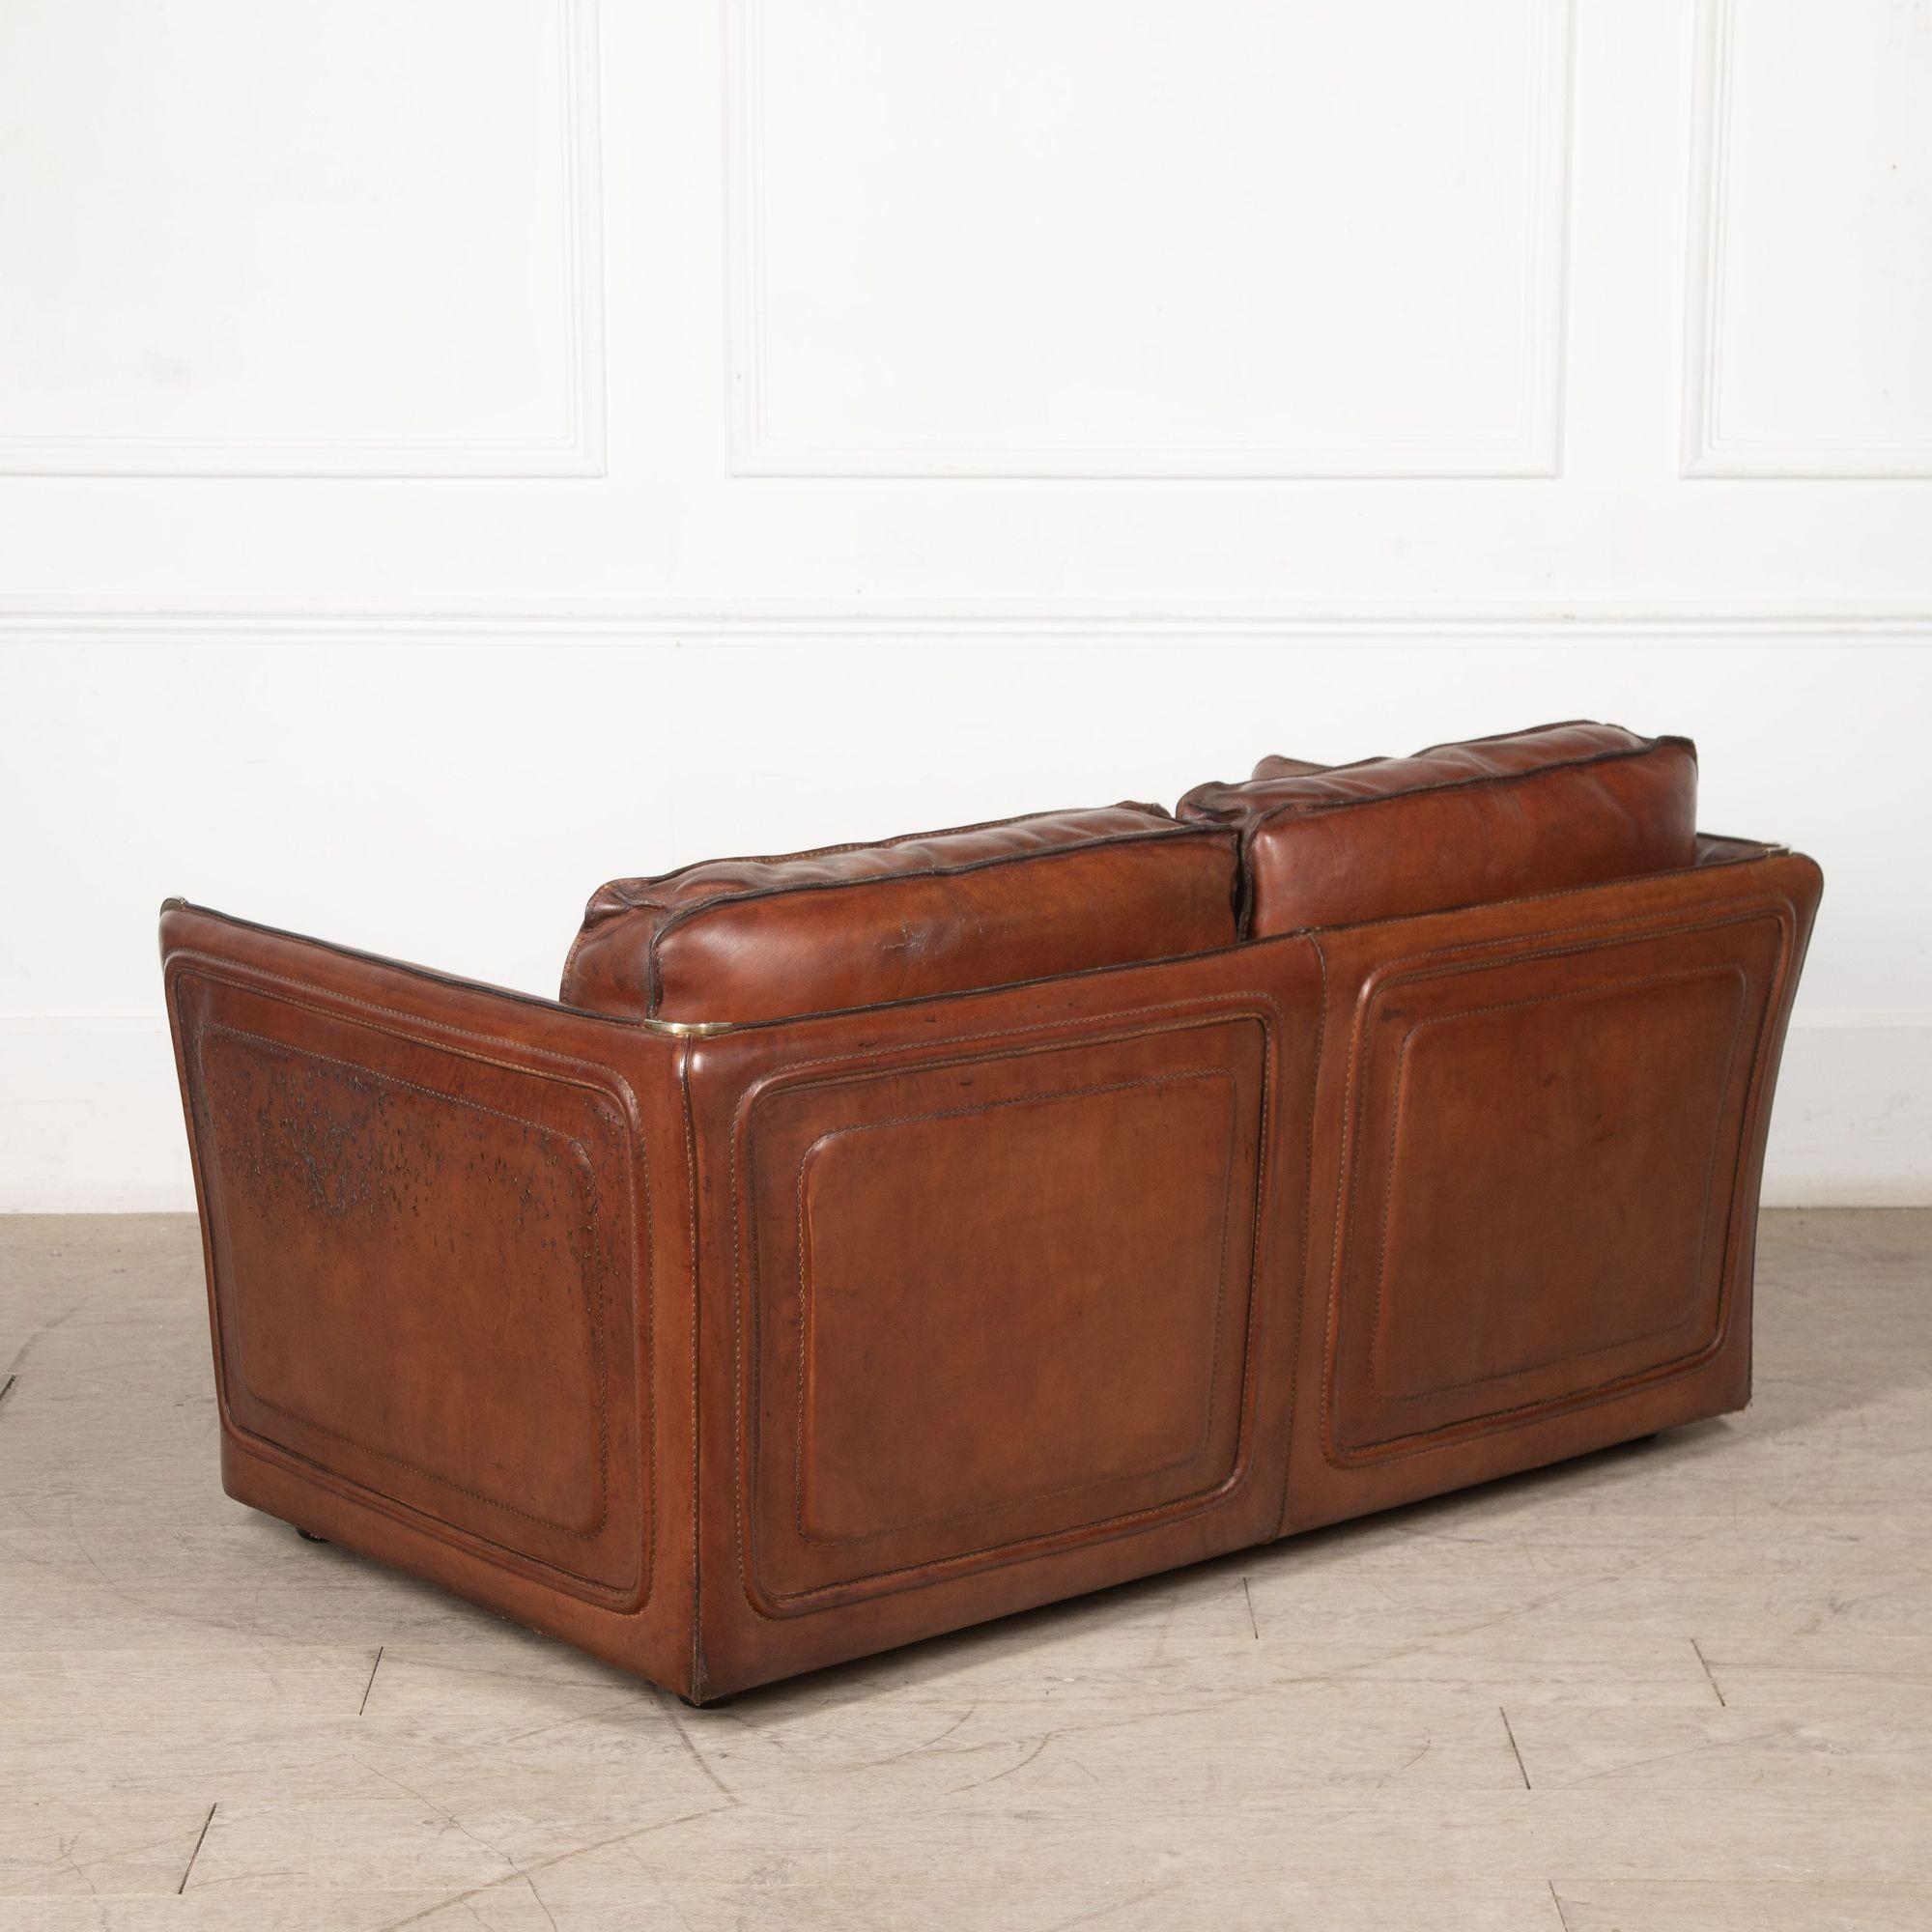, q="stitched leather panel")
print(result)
[795,1070,1239,1545]
[729,1007,1273,1614]
[1371,971,1747,1397]
[171,964,651,1607]
[1321,906,1789,1463]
